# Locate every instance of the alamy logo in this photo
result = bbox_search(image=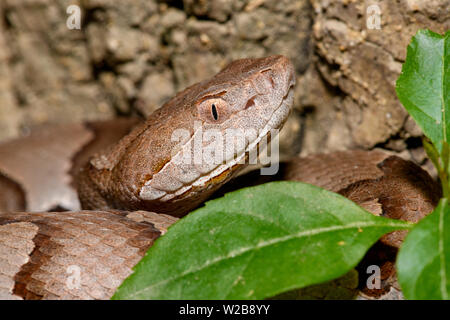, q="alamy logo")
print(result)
[66,5,81,30]
[66,265,81,290]
[366,4,381,30]
[366,265,381,289]
[171,121,280,175]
